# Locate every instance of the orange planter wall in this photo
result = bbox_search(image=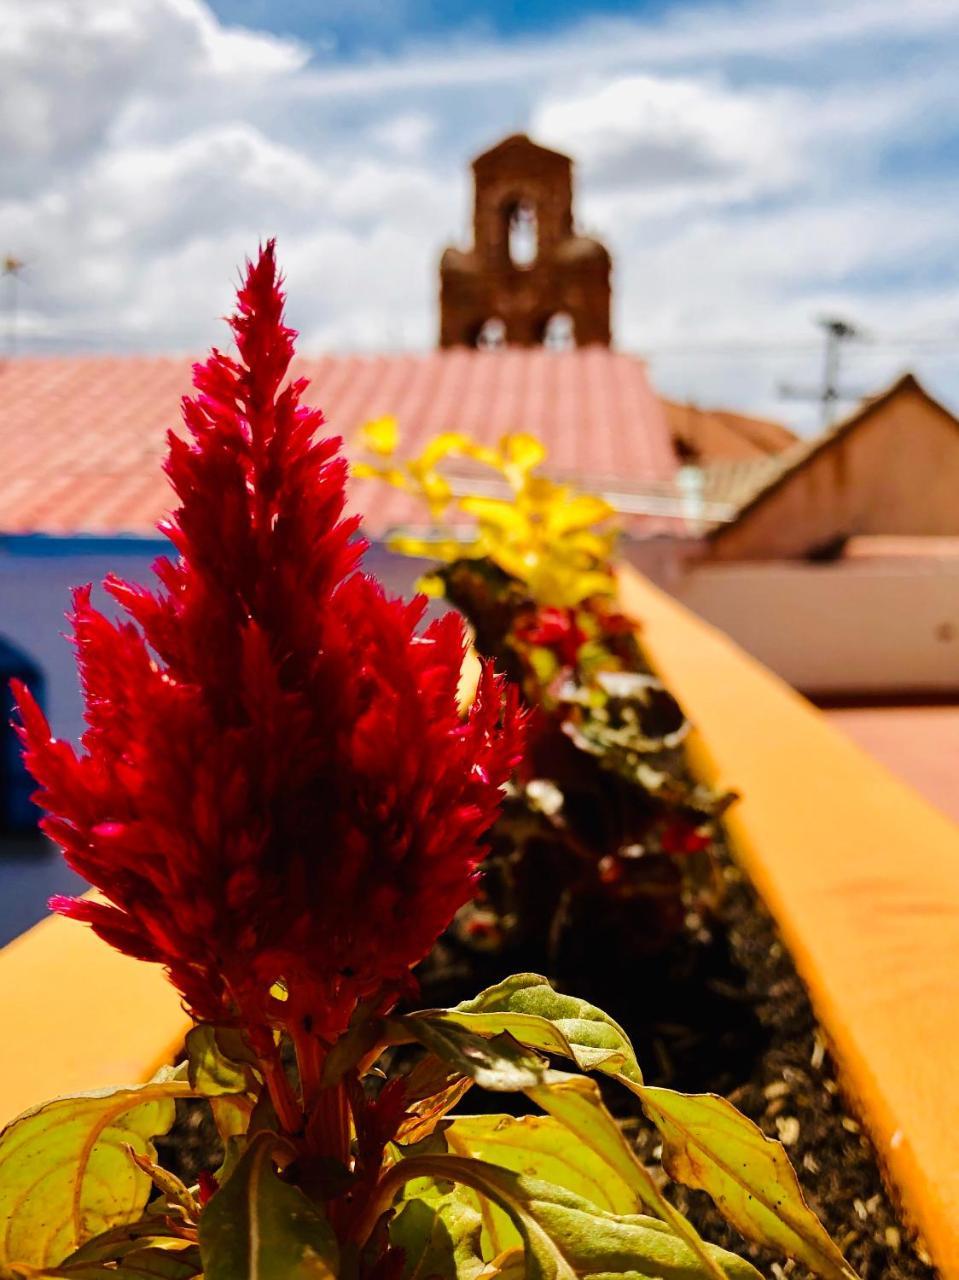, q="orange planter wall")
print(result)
[619,565,959,1275]
[0,902,189,1126]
